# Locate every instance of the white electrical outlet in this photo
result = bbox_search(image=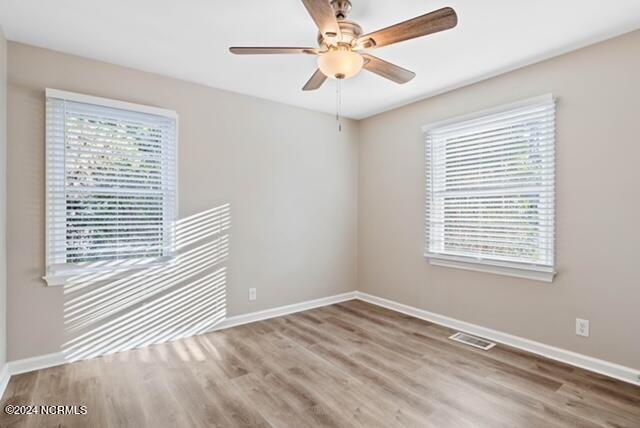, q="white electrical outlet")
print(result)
[249,288,256,301]
[576,318,589,337]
